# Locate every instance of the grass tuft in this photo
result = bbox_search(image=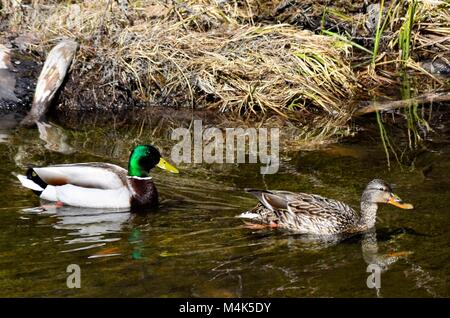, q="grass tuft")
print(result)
[4,0,358,121]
